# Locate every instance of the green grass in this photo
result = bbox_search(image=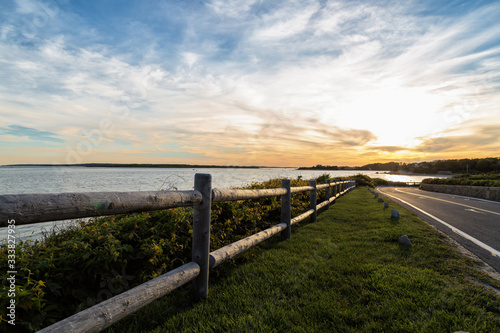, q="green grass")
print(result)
[105,188,500,333]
